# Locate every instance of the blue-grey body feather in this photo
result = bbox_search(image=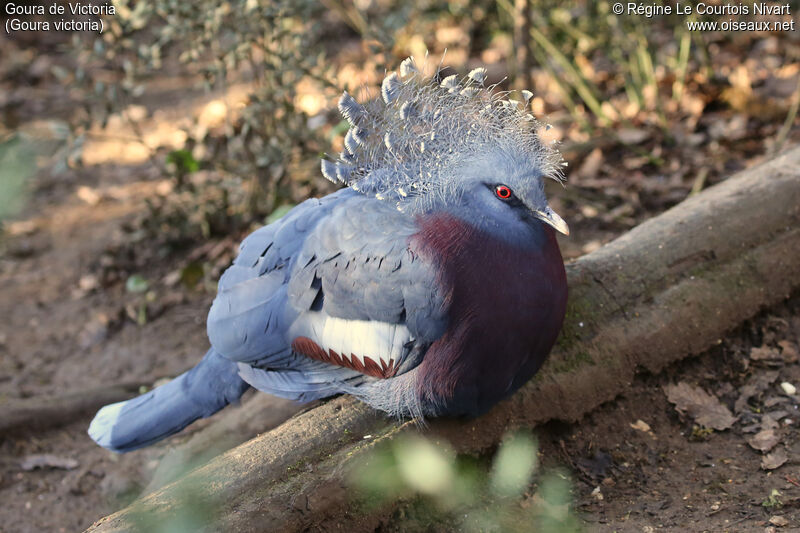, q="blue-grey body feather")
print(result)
[208,188,446,364]
[90,188,448,452]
